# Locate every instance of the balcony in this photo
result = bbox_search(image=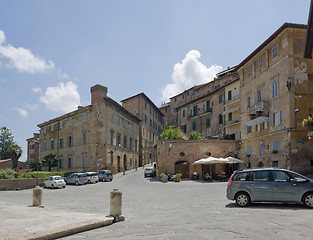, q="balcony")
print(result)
[225,94,240,105]
[188,107,212,119]
[248,101,269,115]
[225,119,240,127]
